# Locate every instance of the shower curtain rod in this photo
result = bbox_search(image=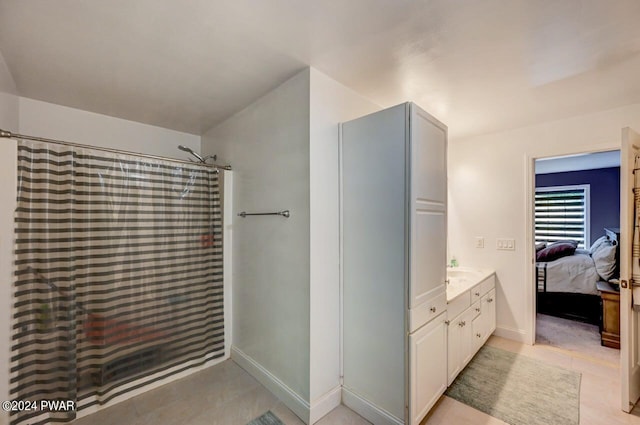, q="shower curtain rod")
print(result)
[0,128,232,171]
